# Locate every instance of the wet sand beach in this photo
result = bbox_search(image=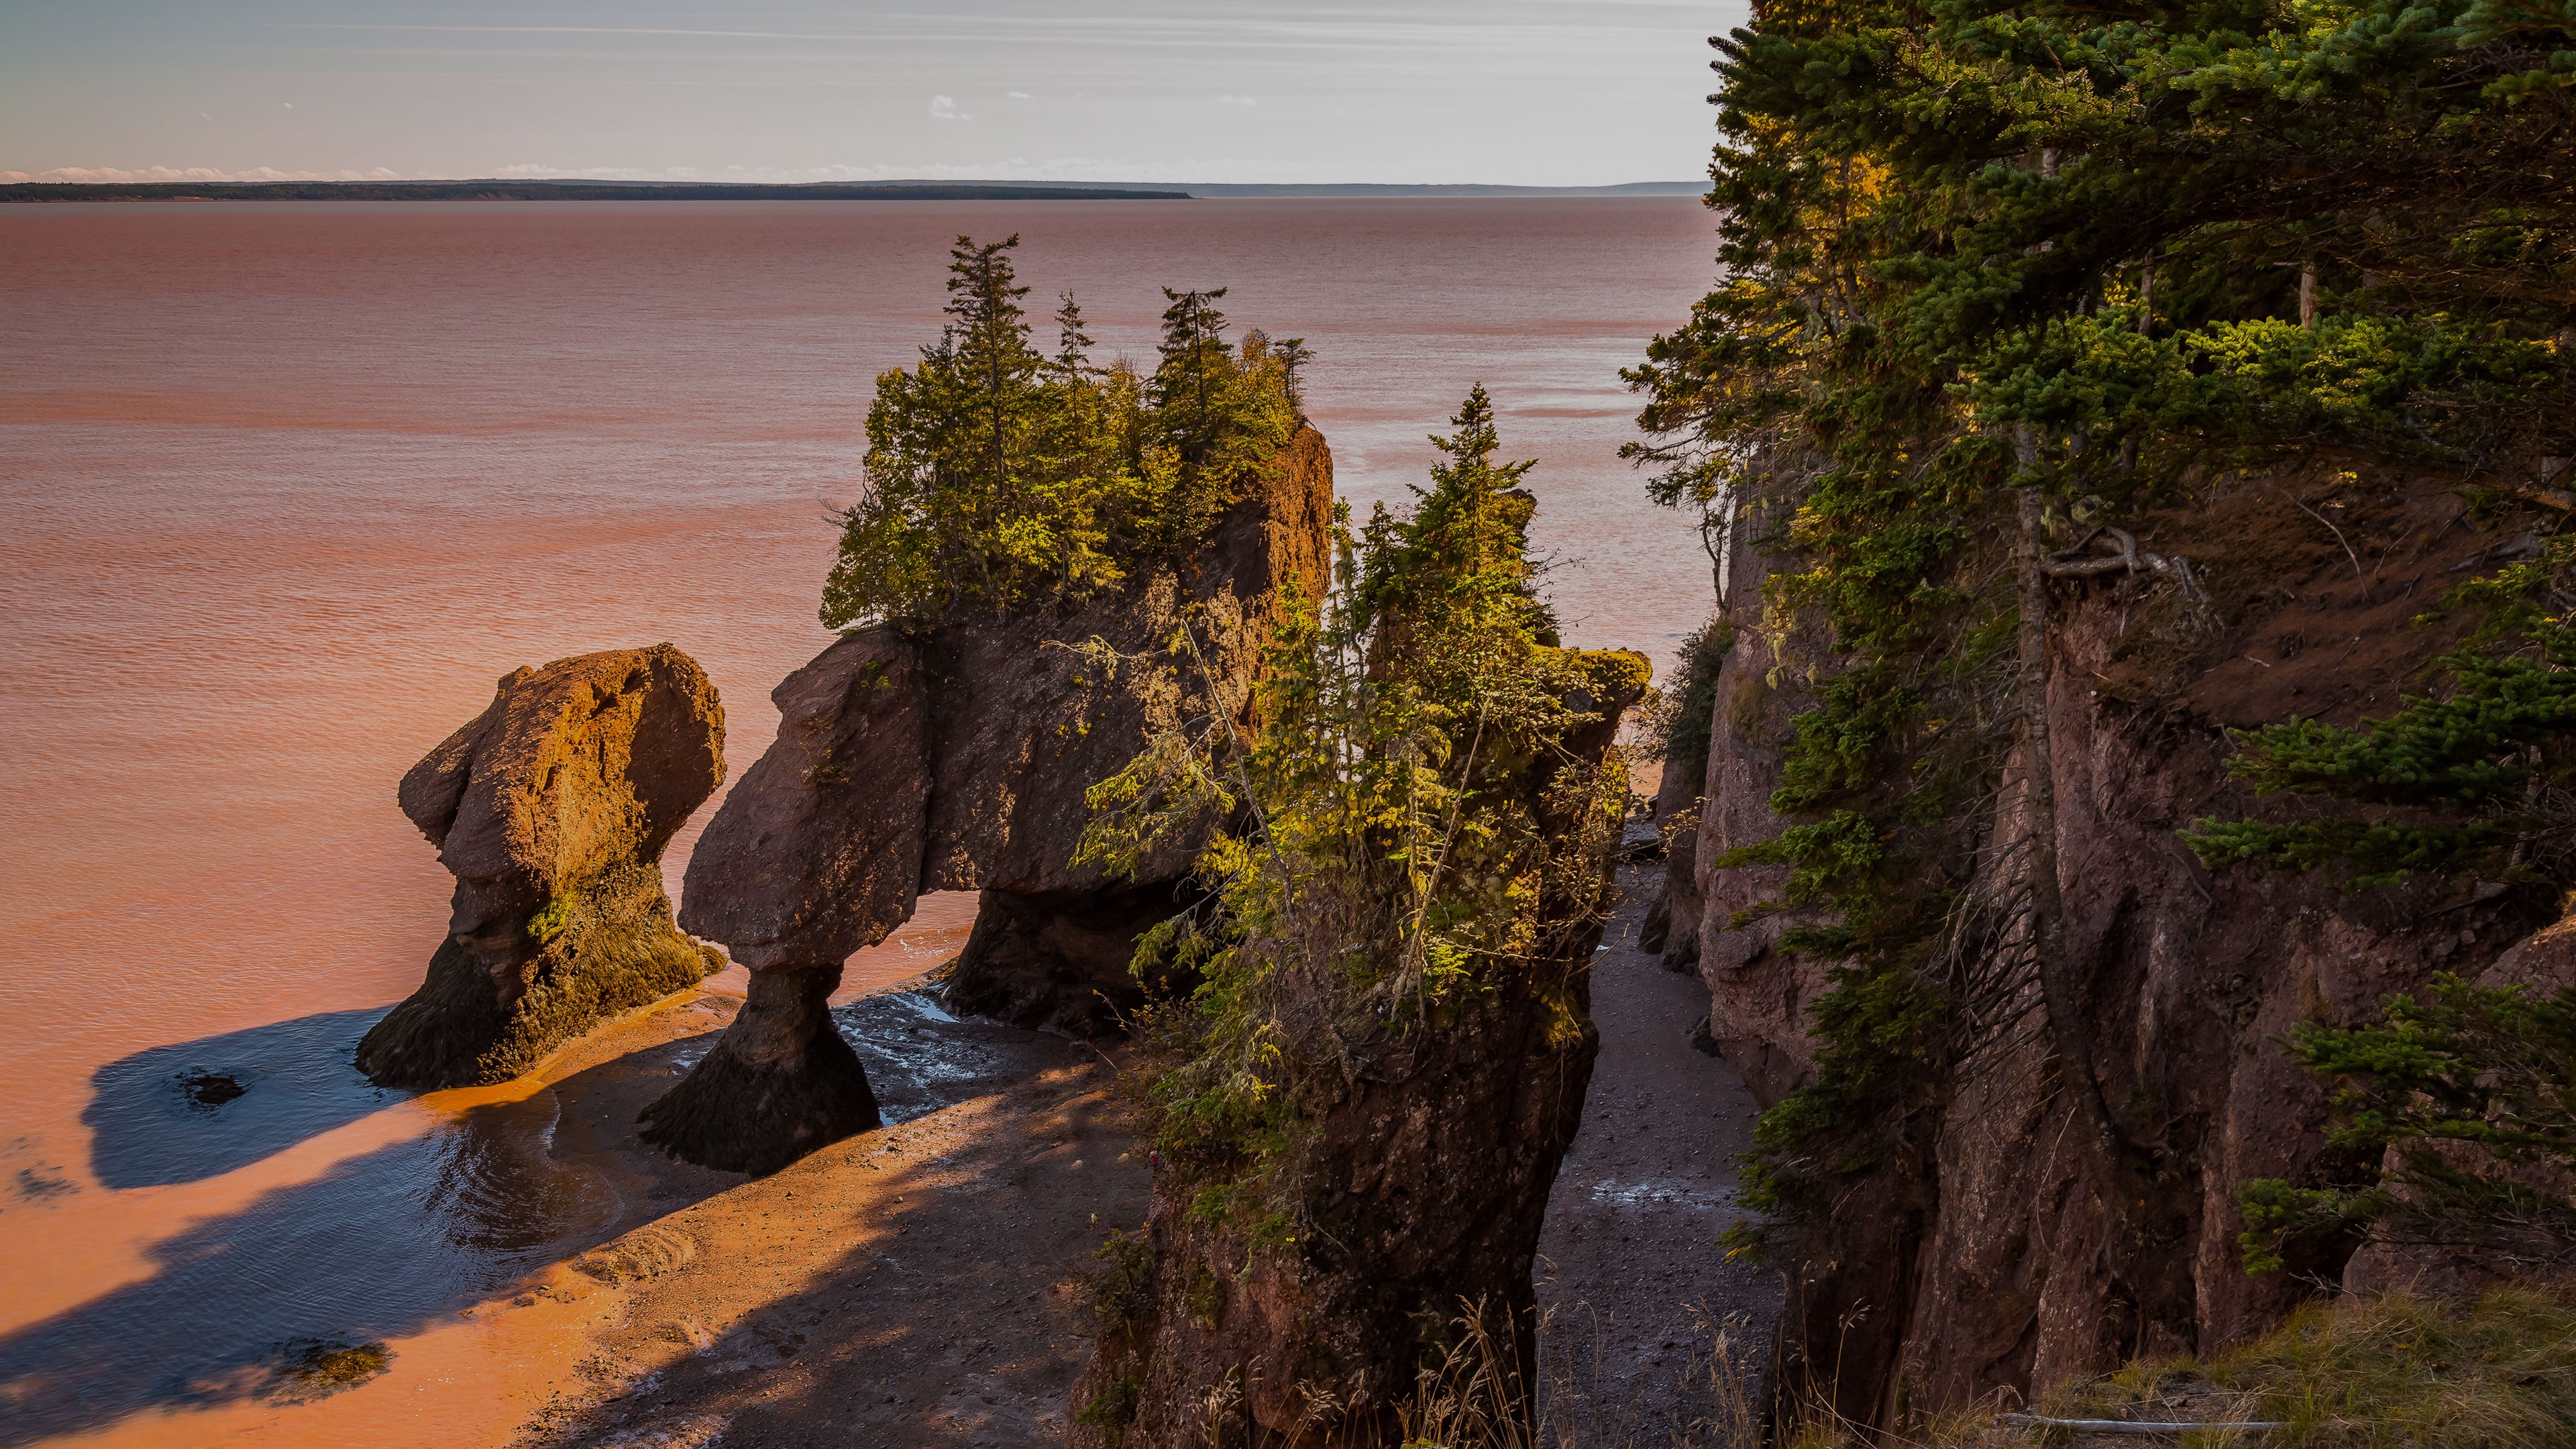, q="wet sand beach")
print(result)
[1,965,1144,1448]
[1537,865,1779,1440]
